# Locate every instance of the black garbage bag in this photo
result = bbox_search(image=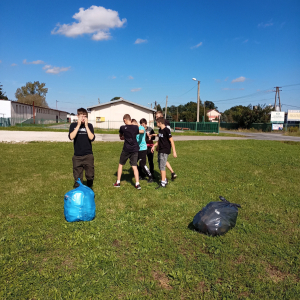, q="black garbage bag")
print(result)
[193,196,241,236]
